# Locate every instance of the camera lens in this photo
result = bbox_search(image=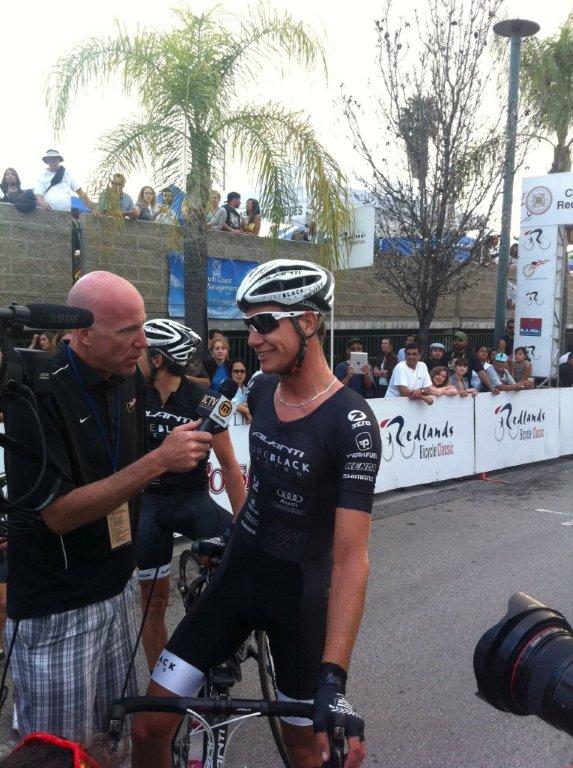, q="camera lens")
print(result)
[473,592,573,736]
